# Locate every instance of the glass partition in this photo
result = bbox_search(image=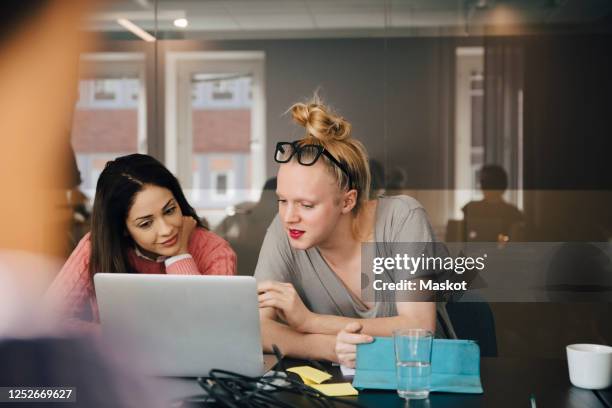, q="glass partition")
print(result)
[77,0,612,358]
